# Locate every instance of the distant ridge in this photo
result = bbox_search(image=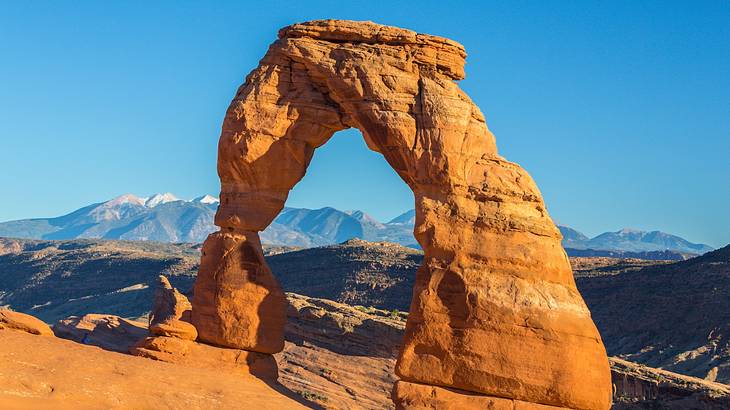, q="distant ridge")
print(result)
[564,248,695,261]
[558,226,713,255]
[0,195,714,256]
